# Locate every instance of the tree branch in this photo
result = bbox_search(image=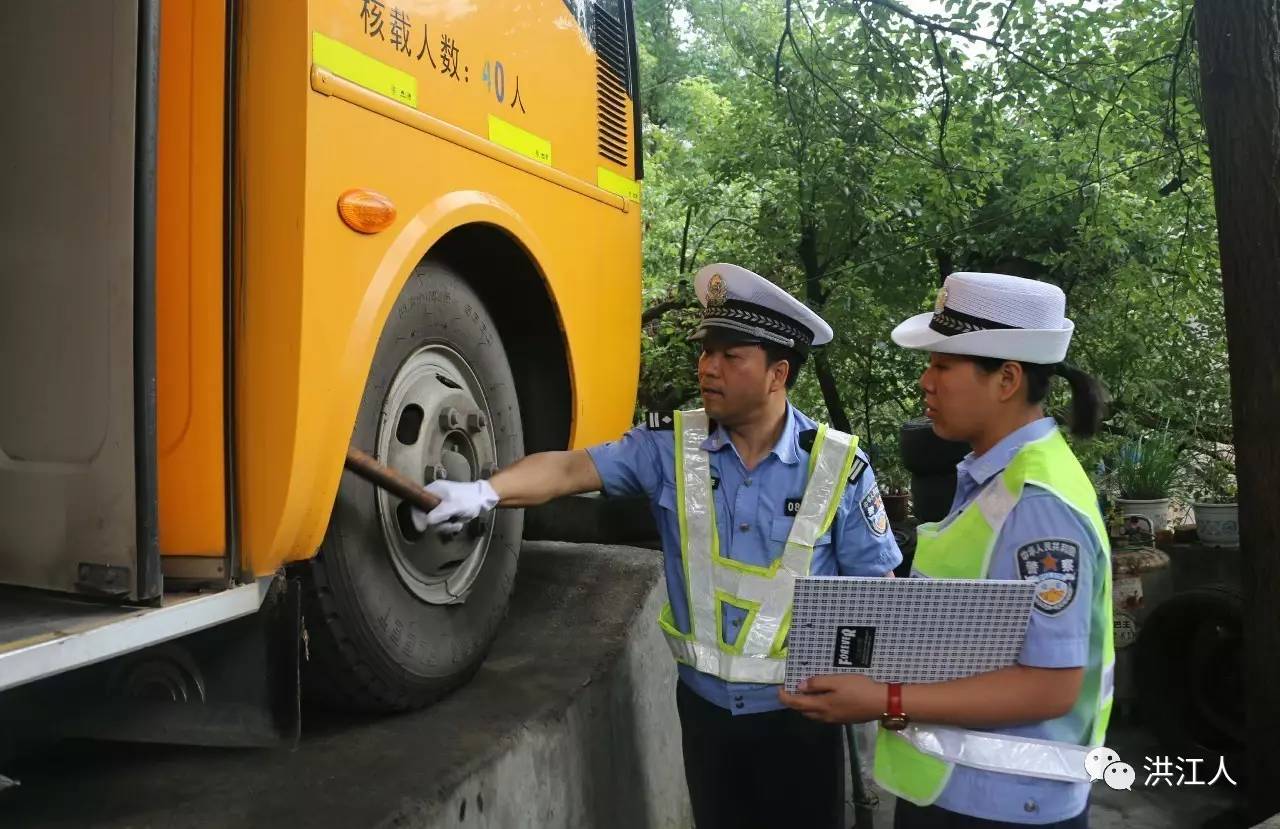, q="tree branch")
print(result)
[858,0,1109,99]
[782,1,995,175]
[775,0,794,88]
[1088,53,1175,189]
[688,216,758,271]
[1165,7,1196,178]
[678,205,694,275]
[641,294,694,325]
[929,28,951,169]
[991,1,1014,43]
